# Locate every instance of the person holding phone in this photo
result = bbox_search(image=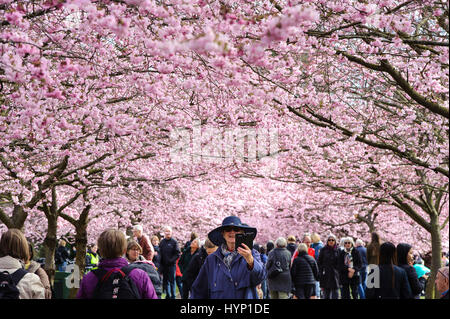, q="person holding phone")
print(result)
[190,216,266,299]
